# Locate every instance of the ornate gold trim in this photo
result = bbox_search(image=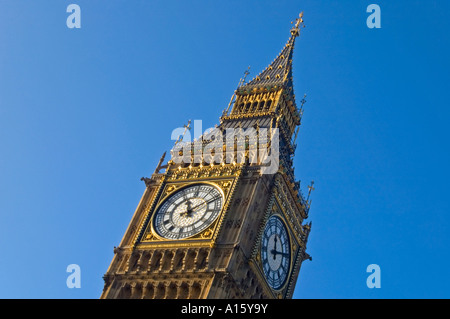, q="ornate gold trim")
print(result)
[273,174,307,248]
[145,181,225,242]
[210,168,242,245]
[132,173,169,247]
[135,168,242,248]
[249,181,304,298]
